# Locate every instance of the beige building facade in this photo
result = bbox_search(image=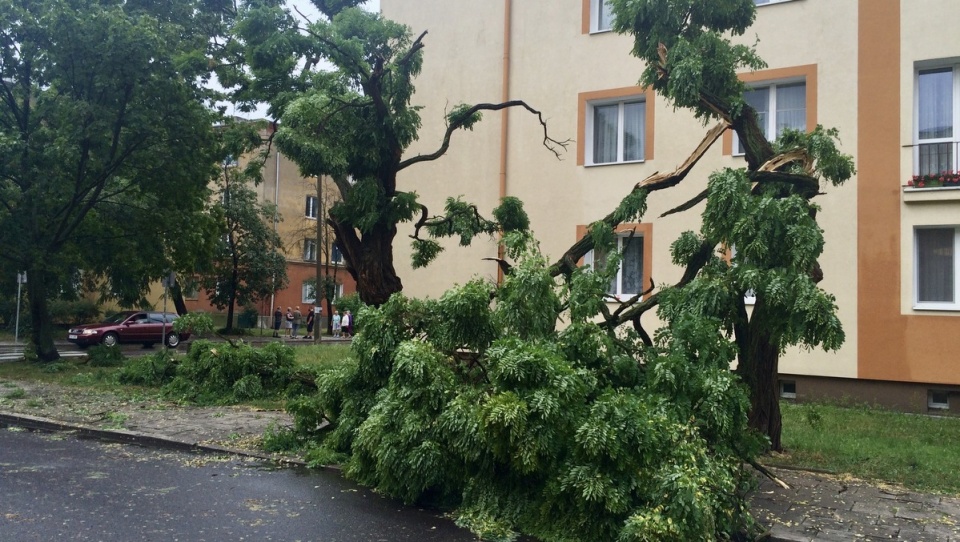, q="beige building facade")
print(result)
[380,0,960,413]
